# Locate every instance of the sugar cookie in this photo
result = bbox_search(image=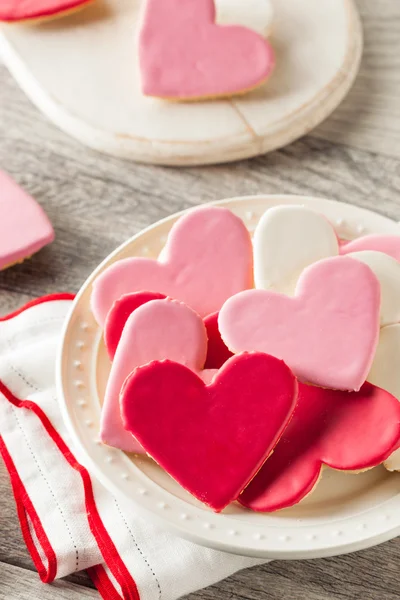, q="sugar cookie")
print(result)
[240,382,400,512]
[347,251,400,326]
[368,324,400,472]
[91,206,253,326]
[121,353,298,512]
[138,0,275,100]
[341,234,400,262]
[253,205,339,295]
[219,256,380,391]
